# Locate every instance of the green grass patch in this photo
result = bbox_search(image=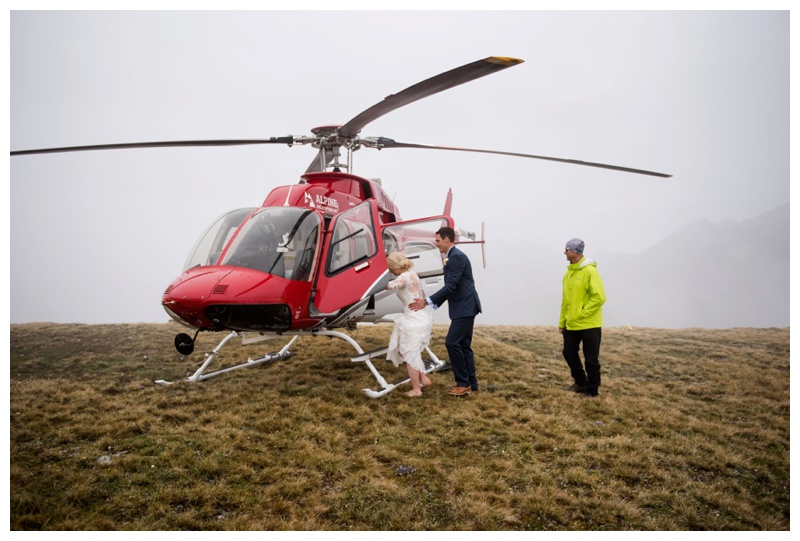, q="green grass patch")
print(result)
[10,322,789,530]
